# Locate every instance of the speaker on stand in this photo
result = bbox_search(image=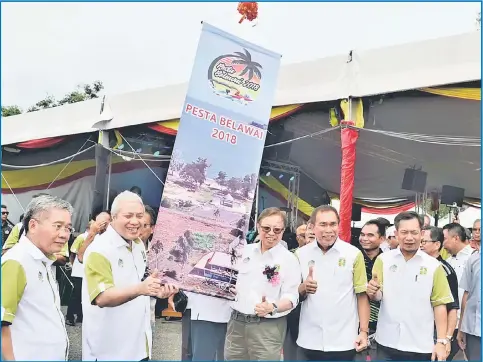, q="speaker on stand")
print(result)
[441,185,465,223]
[402,168,427,214]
